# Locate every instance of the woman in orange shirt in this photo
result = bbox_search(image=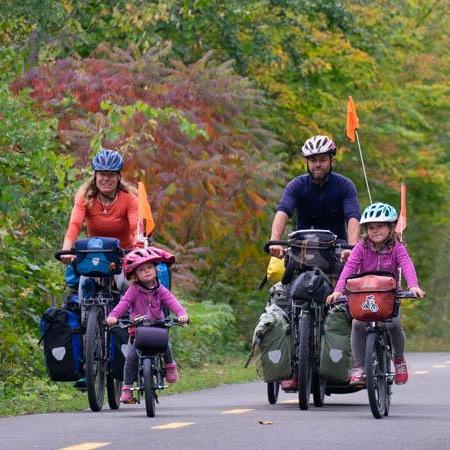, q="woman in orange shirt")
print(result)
[60,149,138,263]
